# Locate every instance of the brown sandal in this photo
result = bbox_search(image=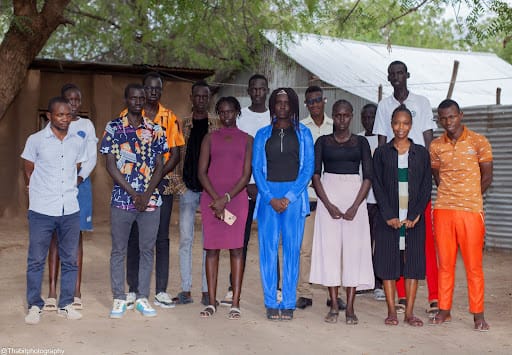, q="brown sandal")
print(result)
[384,315,399,326]
[405,315,424,327]
[429,311,452,325]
